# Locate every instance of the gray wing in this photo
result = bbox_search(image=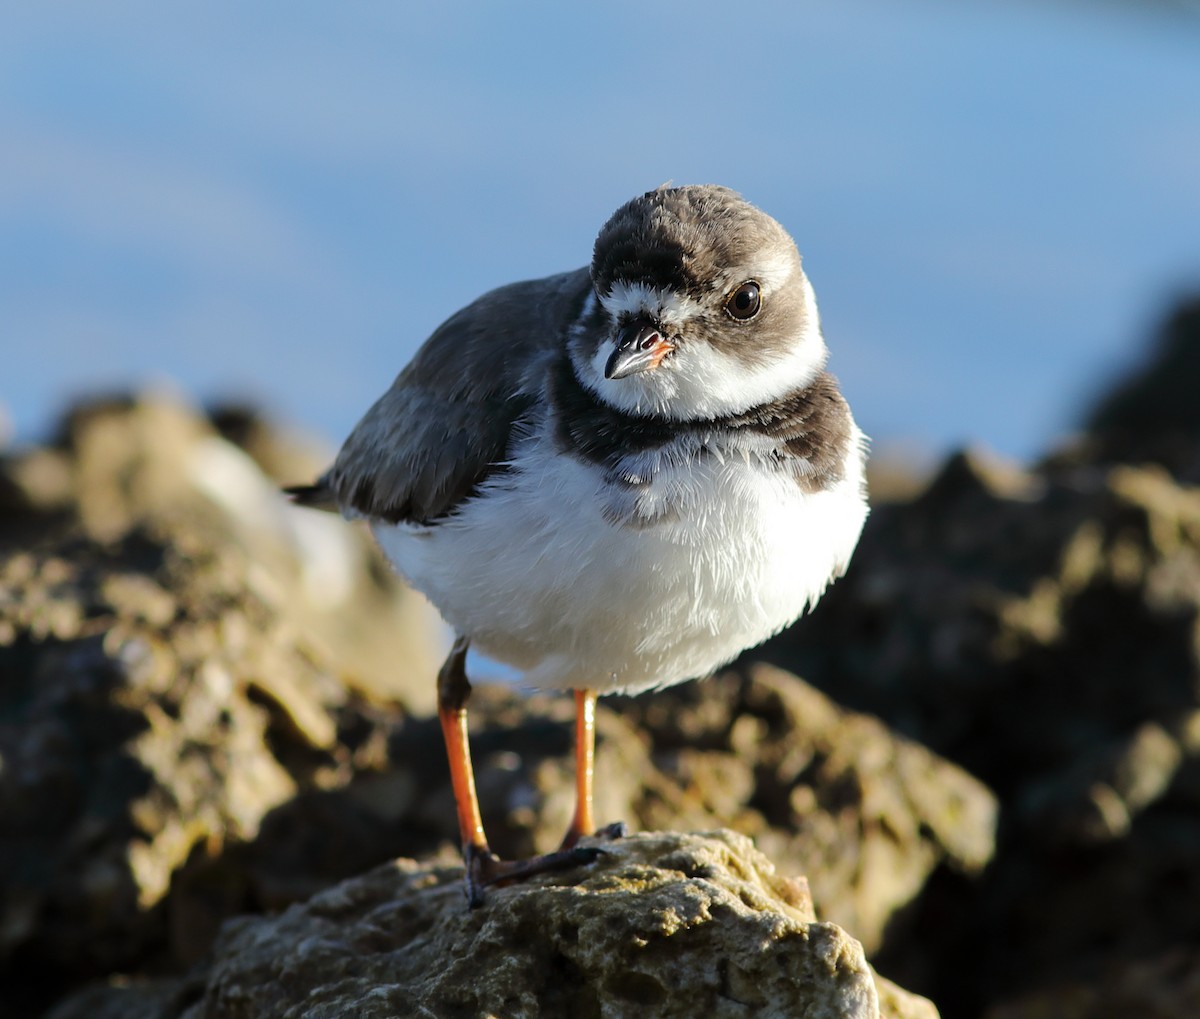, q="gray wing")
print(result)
[310,268,592,525]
